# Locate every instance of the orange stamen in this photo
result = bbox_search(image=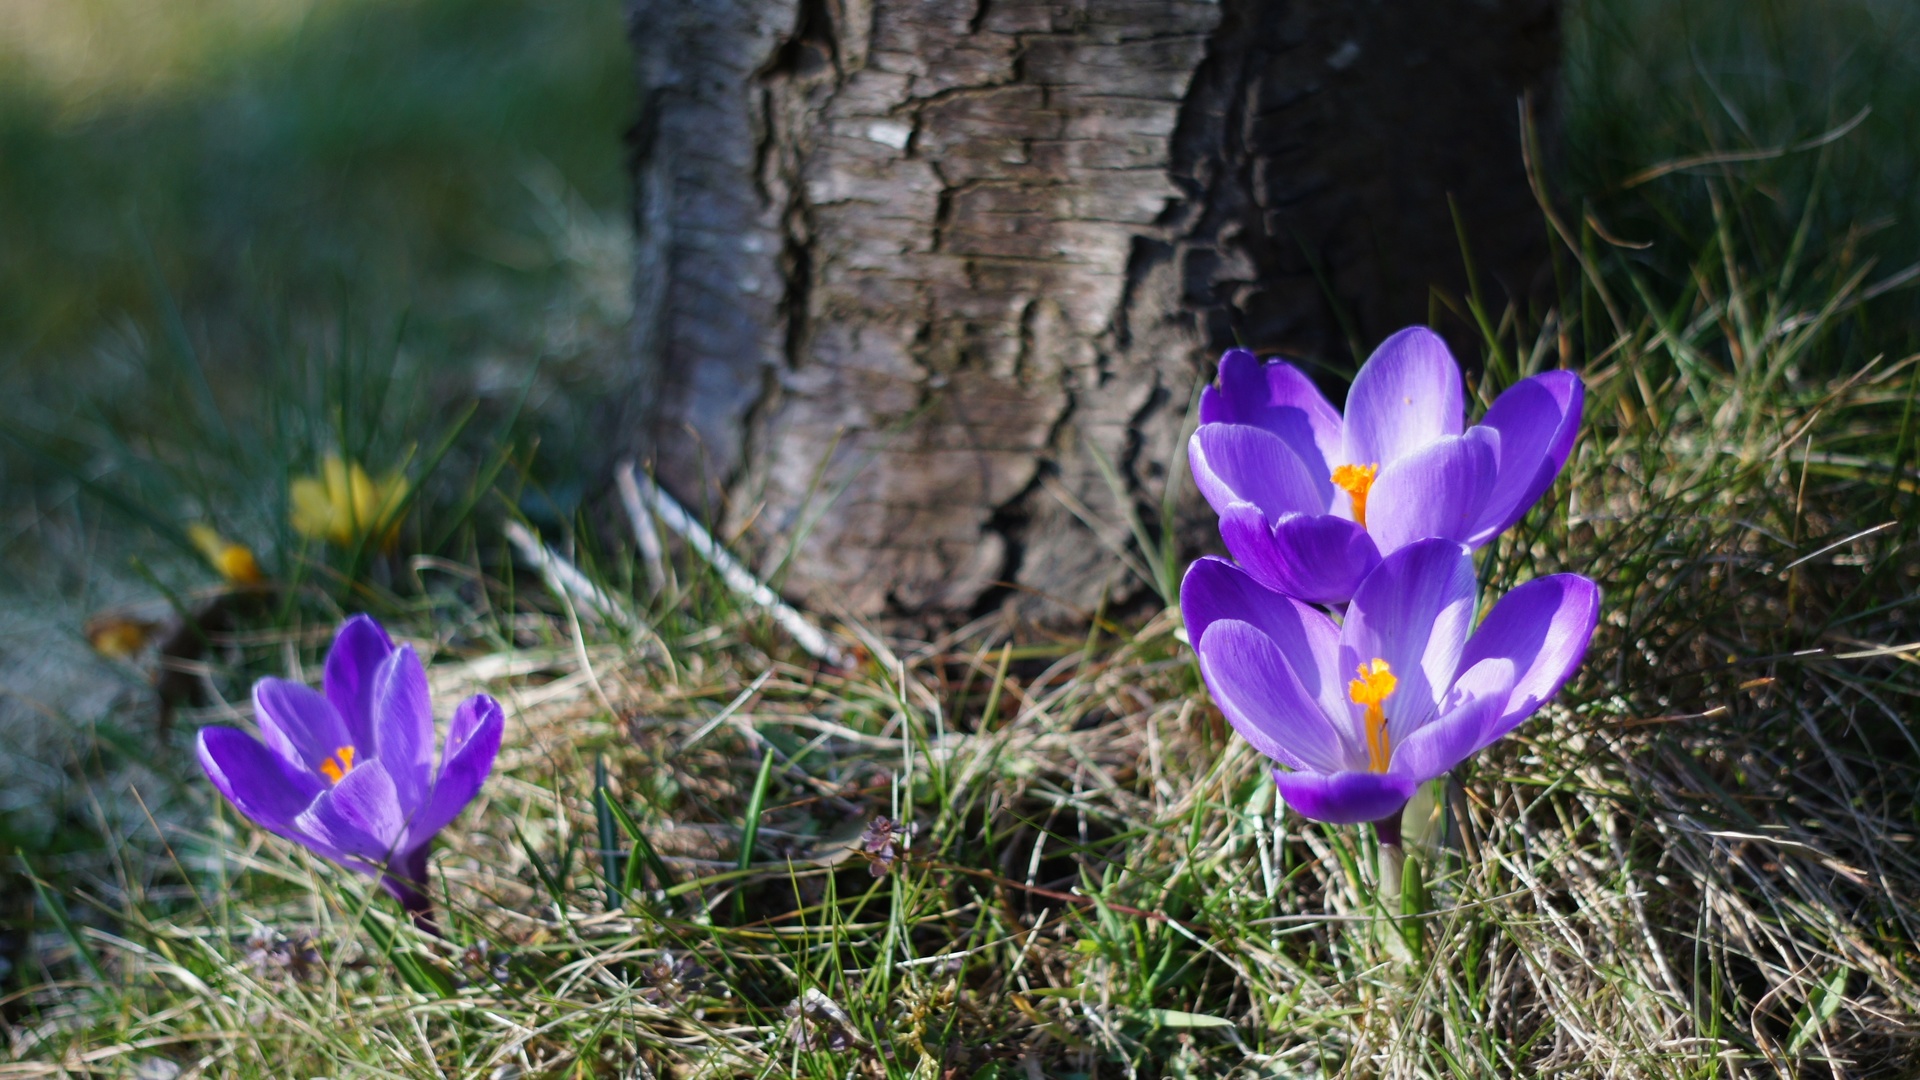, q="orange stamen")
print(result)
[318,745,357,785]
[1330,463,1380,529]
[1347,659,1397,773]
